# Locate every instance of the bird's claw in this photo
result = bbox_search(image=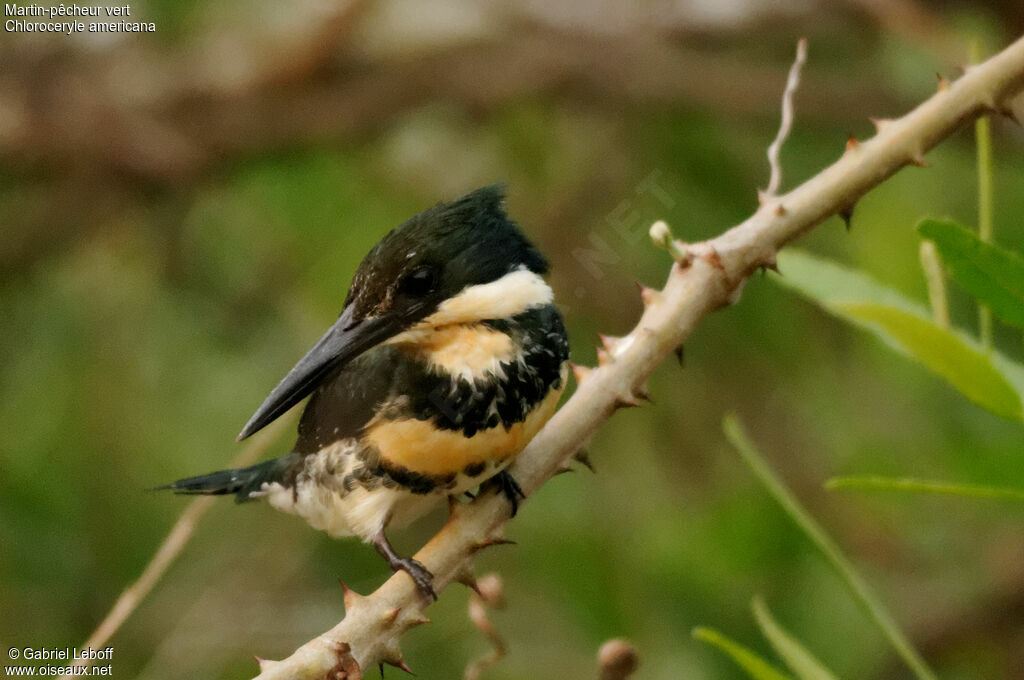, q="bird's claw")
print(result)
[396,557,436,601]
[490,470,525,517]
